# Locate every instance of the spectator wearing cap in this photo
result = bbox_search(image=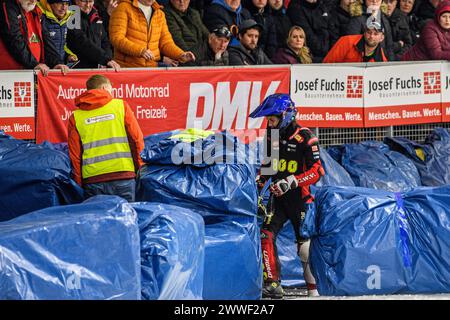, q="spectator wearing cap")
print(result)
[242,0,278,58]
[196,25,232,65]
[203,0,252,45]
[109,0,195,68]
[398,0,421,44]
[402,0,450,60]
[66,0,120,70]
[323,17,389,62]
[164,0,209,63]
[228,18,273,64]
[272,25,313,63]
[384,0,412,60]
[345,0,396,60]
[38,0,78,65]
[267,0,292,54]
[287,0,334,63]
[0,0,68,74]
